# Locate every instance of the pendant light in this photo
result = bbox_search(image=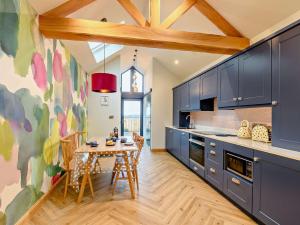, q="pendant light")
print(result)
[91,18,117,93]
